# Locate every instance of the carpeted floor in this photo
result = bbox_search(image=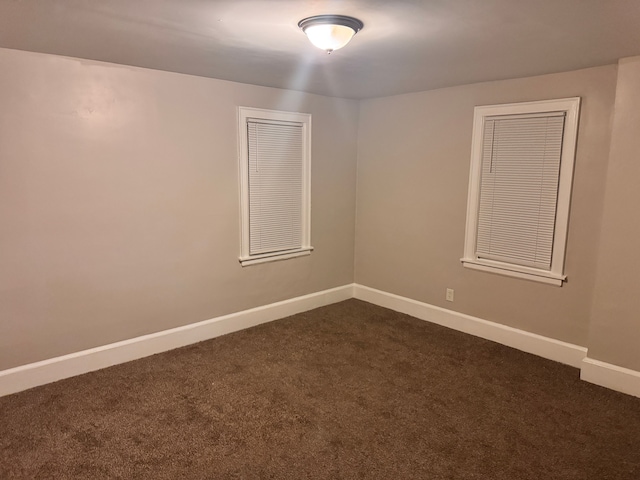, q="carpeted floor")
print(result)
[1,299,639,479]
